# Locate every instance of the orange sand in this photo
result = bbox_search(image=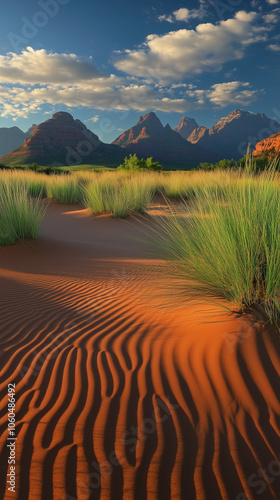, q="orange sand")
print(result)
[0,201,279,500]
